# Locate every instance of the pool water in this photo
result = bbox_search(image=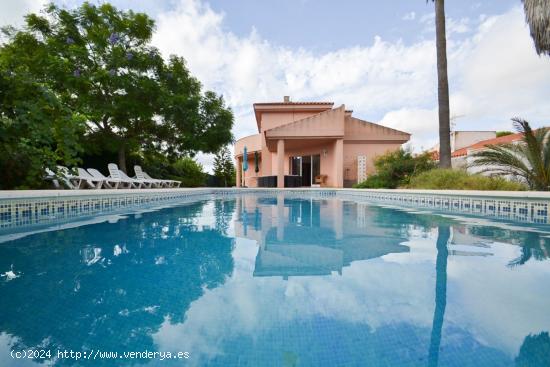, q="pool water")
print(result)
[1,194,550,366]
